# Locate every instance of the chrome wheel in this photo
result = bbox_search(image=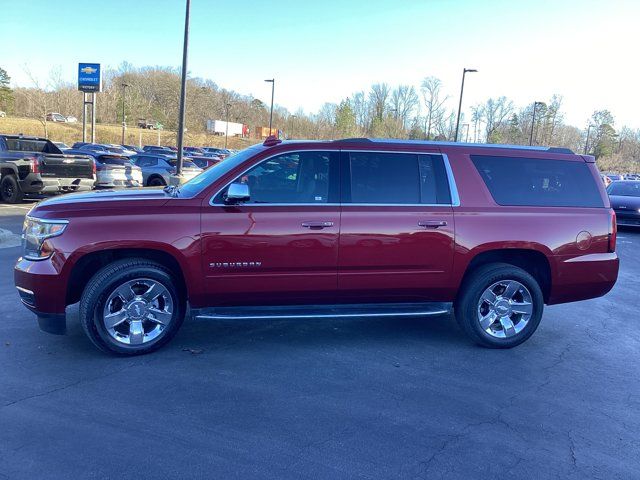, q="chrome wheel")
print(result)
[477,280,533,339]
[102,278,174,346]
